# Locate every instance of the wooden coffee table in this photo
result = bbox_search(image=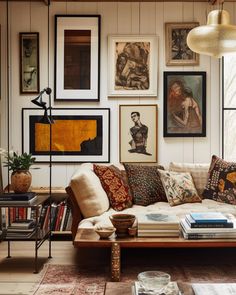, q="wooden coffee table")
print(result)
[74,228,236,282]
[104,282,194,295]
